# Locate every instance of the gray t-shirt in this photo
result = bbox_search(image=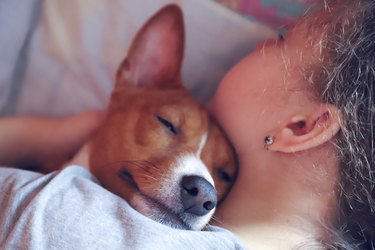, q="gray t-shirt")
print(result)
[0,165,246,250]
